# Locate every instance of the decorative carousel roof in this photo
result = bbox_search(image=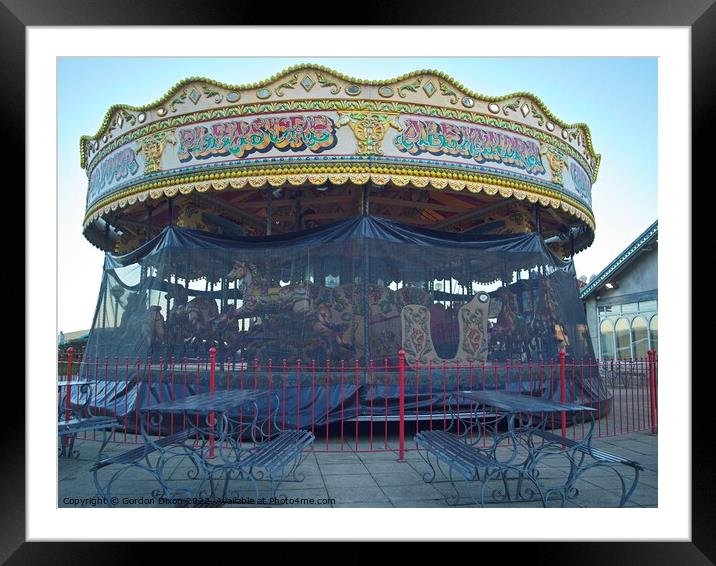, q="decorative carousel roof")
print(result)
[80,65,600,251]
